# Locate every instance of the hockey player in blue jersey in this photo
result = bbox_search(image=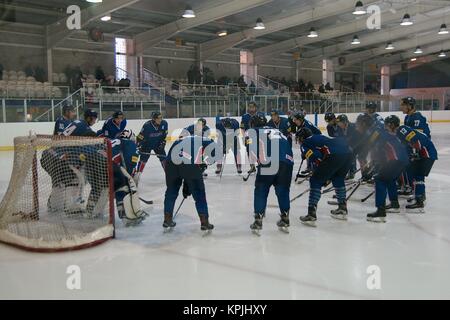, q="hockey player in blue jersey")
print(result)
[296,128,353,227]
[291,112,322,177]
[401,97,431,138]
[335,114,359,180]
[134,111,168,185]
[62,109,98,137]
[215,116,242,175]
[53,105,76,135]
[181,118,211,137]
[365,102,384,126]
[355,114,409,222]
[162,134,217,235]
[240,101,260,174]
[97,111,127,139]
[267,109,293,146]
[325,112,343,137]
[385,115,438,213]
[246,114,294,234]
